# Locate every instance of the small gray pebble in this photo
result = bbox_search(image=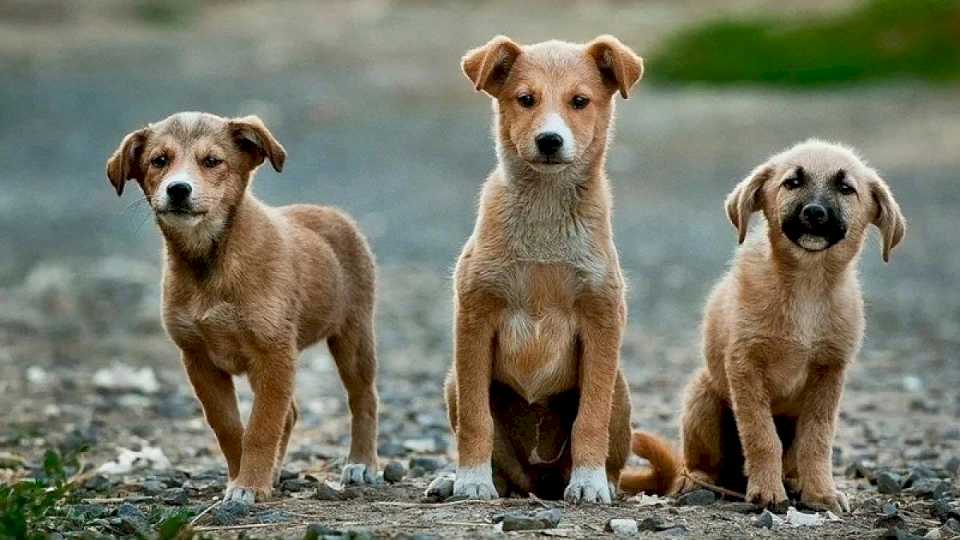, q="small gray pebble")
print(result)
[605,518,638,535]
[676,489,716,506]
[424,474,454,500]
[908,478,952,500]
[315,483,343,501]
[495,508,561,531]
[876,504,906,530]
[212,500,251,526]
[754,510,777,529]
[116,503,148,534]
[878,471,903,494]
[906,466,942,485]
[384,462,406,483]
